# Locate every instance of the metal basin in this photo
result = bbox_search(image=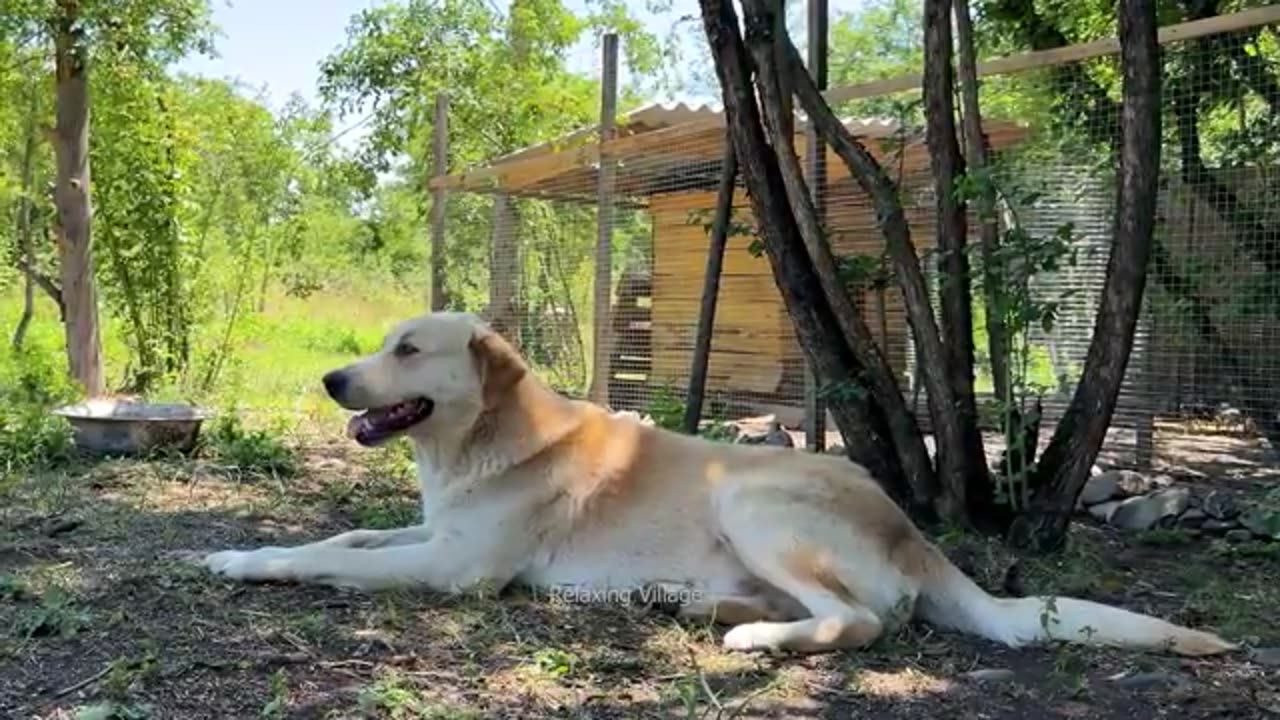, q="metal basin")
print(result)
[52,399,213,457]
